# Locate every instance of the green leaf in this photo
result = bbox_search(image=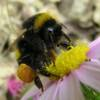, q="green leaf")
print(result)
[81,83,100,100]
